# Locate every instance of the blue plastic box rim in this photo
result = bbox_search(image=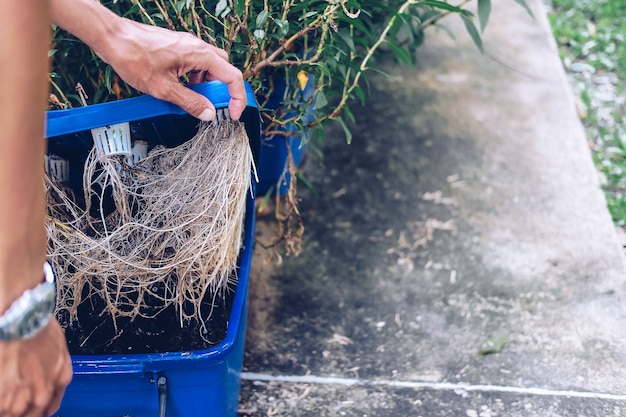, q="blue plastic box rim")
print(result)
[46,80,258,137]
